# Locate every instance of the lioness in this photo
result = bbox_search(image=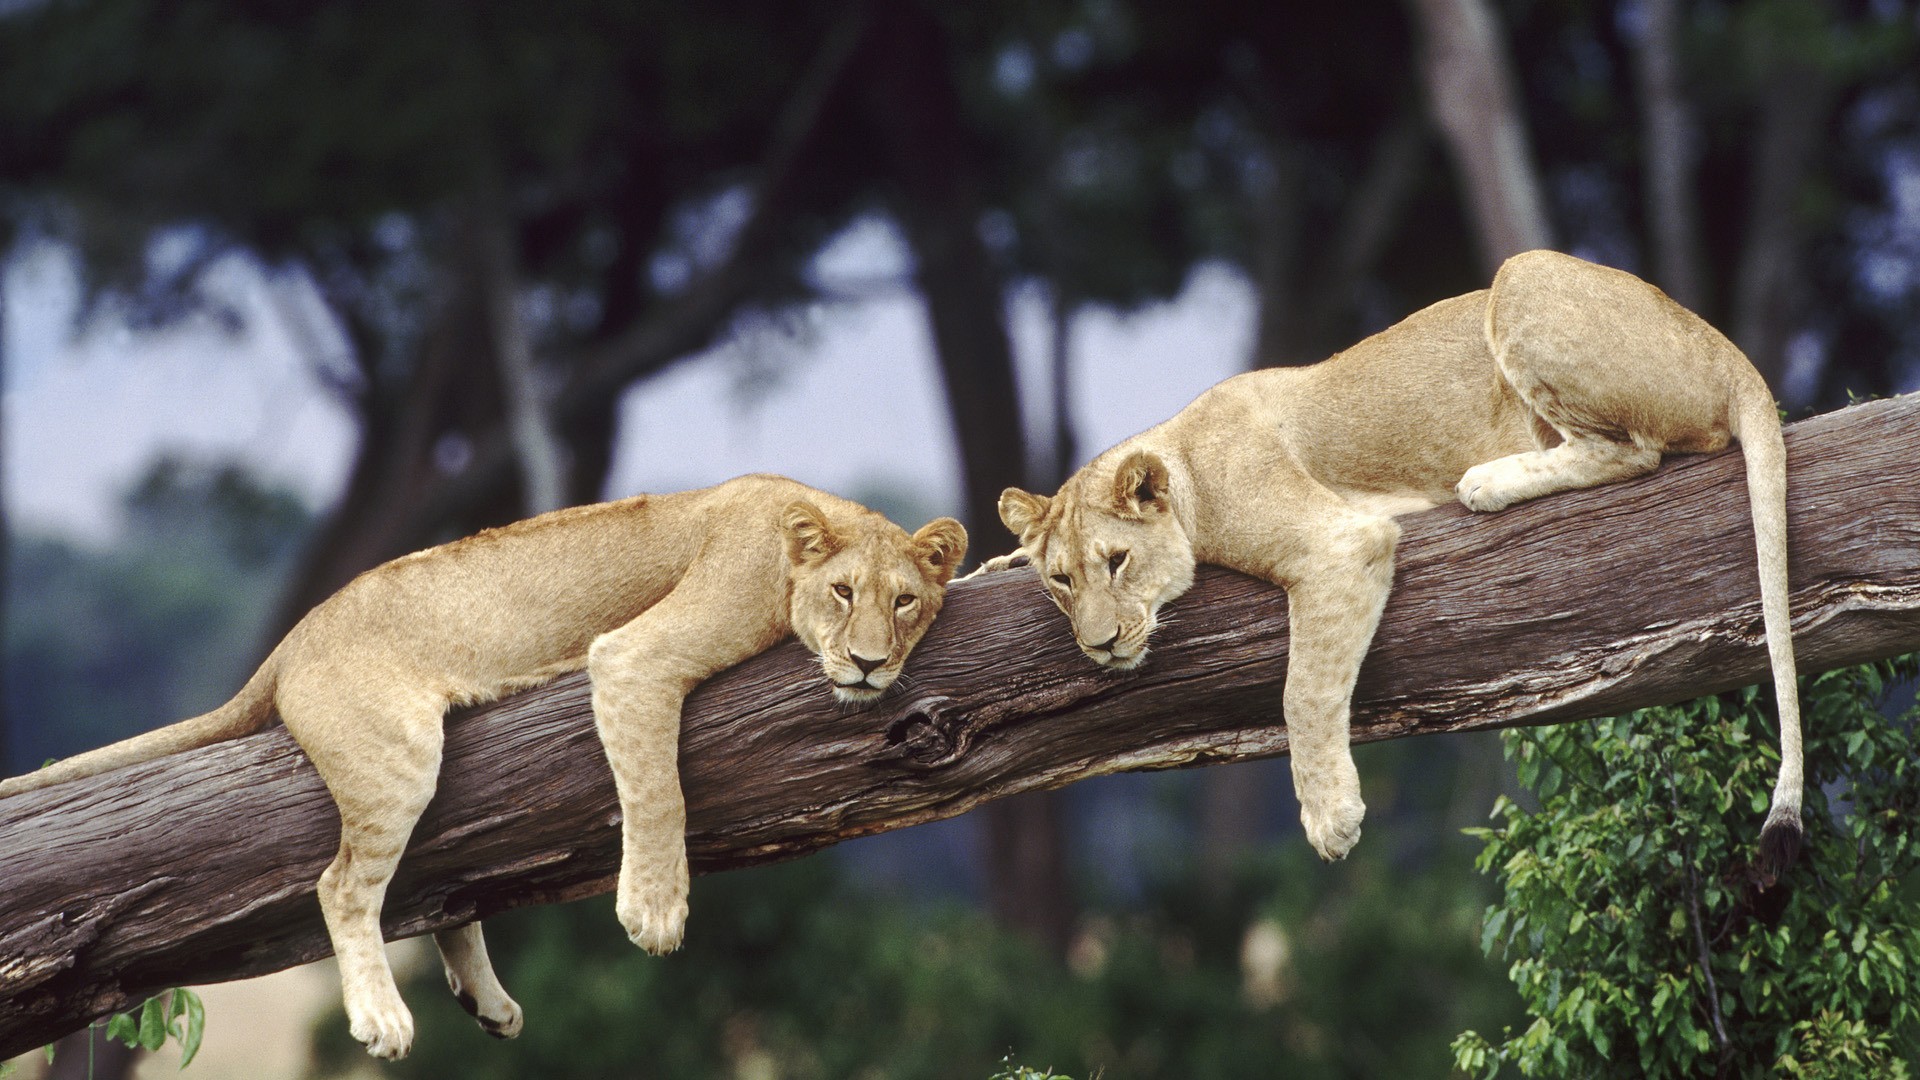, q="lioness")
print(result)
[989,250,1799,872]
[0,475,966,1060]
